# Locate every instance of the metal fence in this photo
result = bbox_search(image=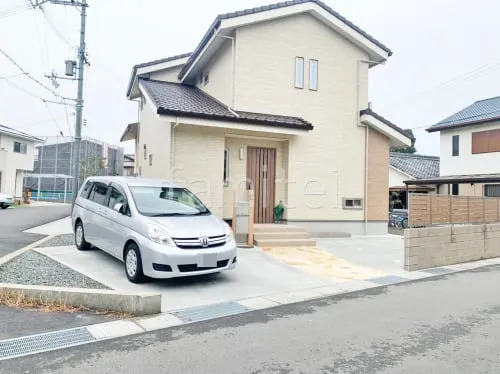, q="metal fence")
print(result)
[24,136,124,202]
[409,194,500,227]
